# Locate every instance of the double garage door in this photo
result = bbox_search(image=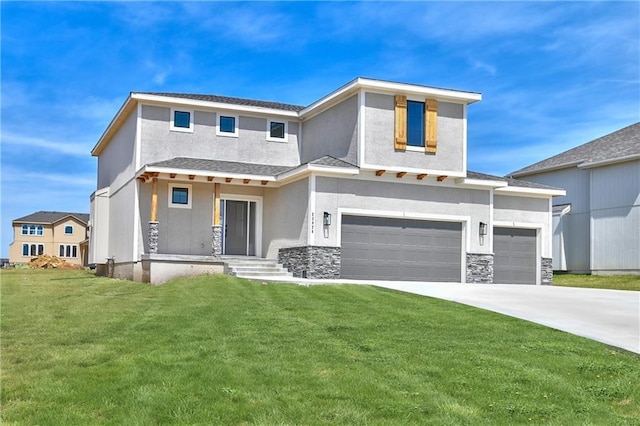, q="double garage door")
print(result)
[340,216,537,284]
[340,216,462,282]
